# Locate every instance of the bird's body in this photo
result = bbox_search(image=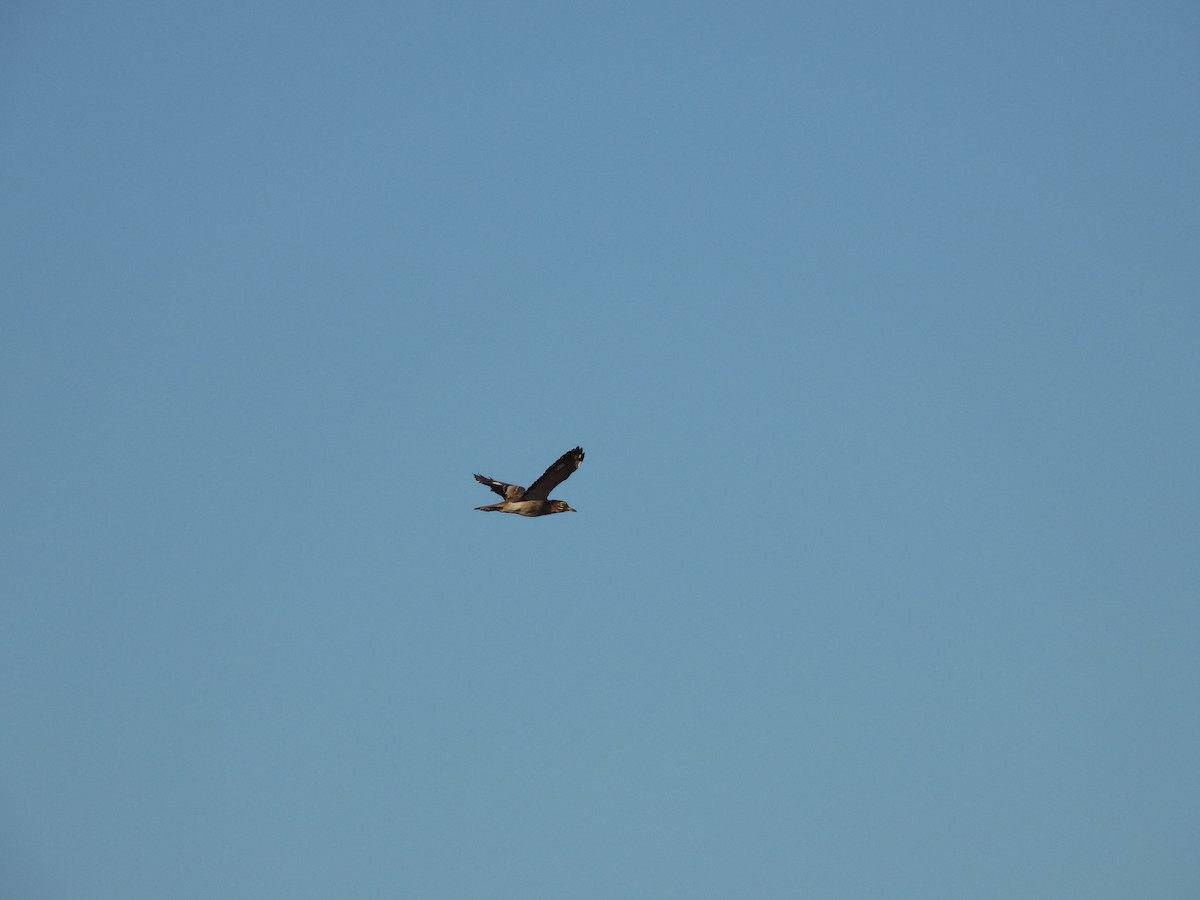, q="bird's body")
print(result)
[474,447,584,516]
[475,497,574,517]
